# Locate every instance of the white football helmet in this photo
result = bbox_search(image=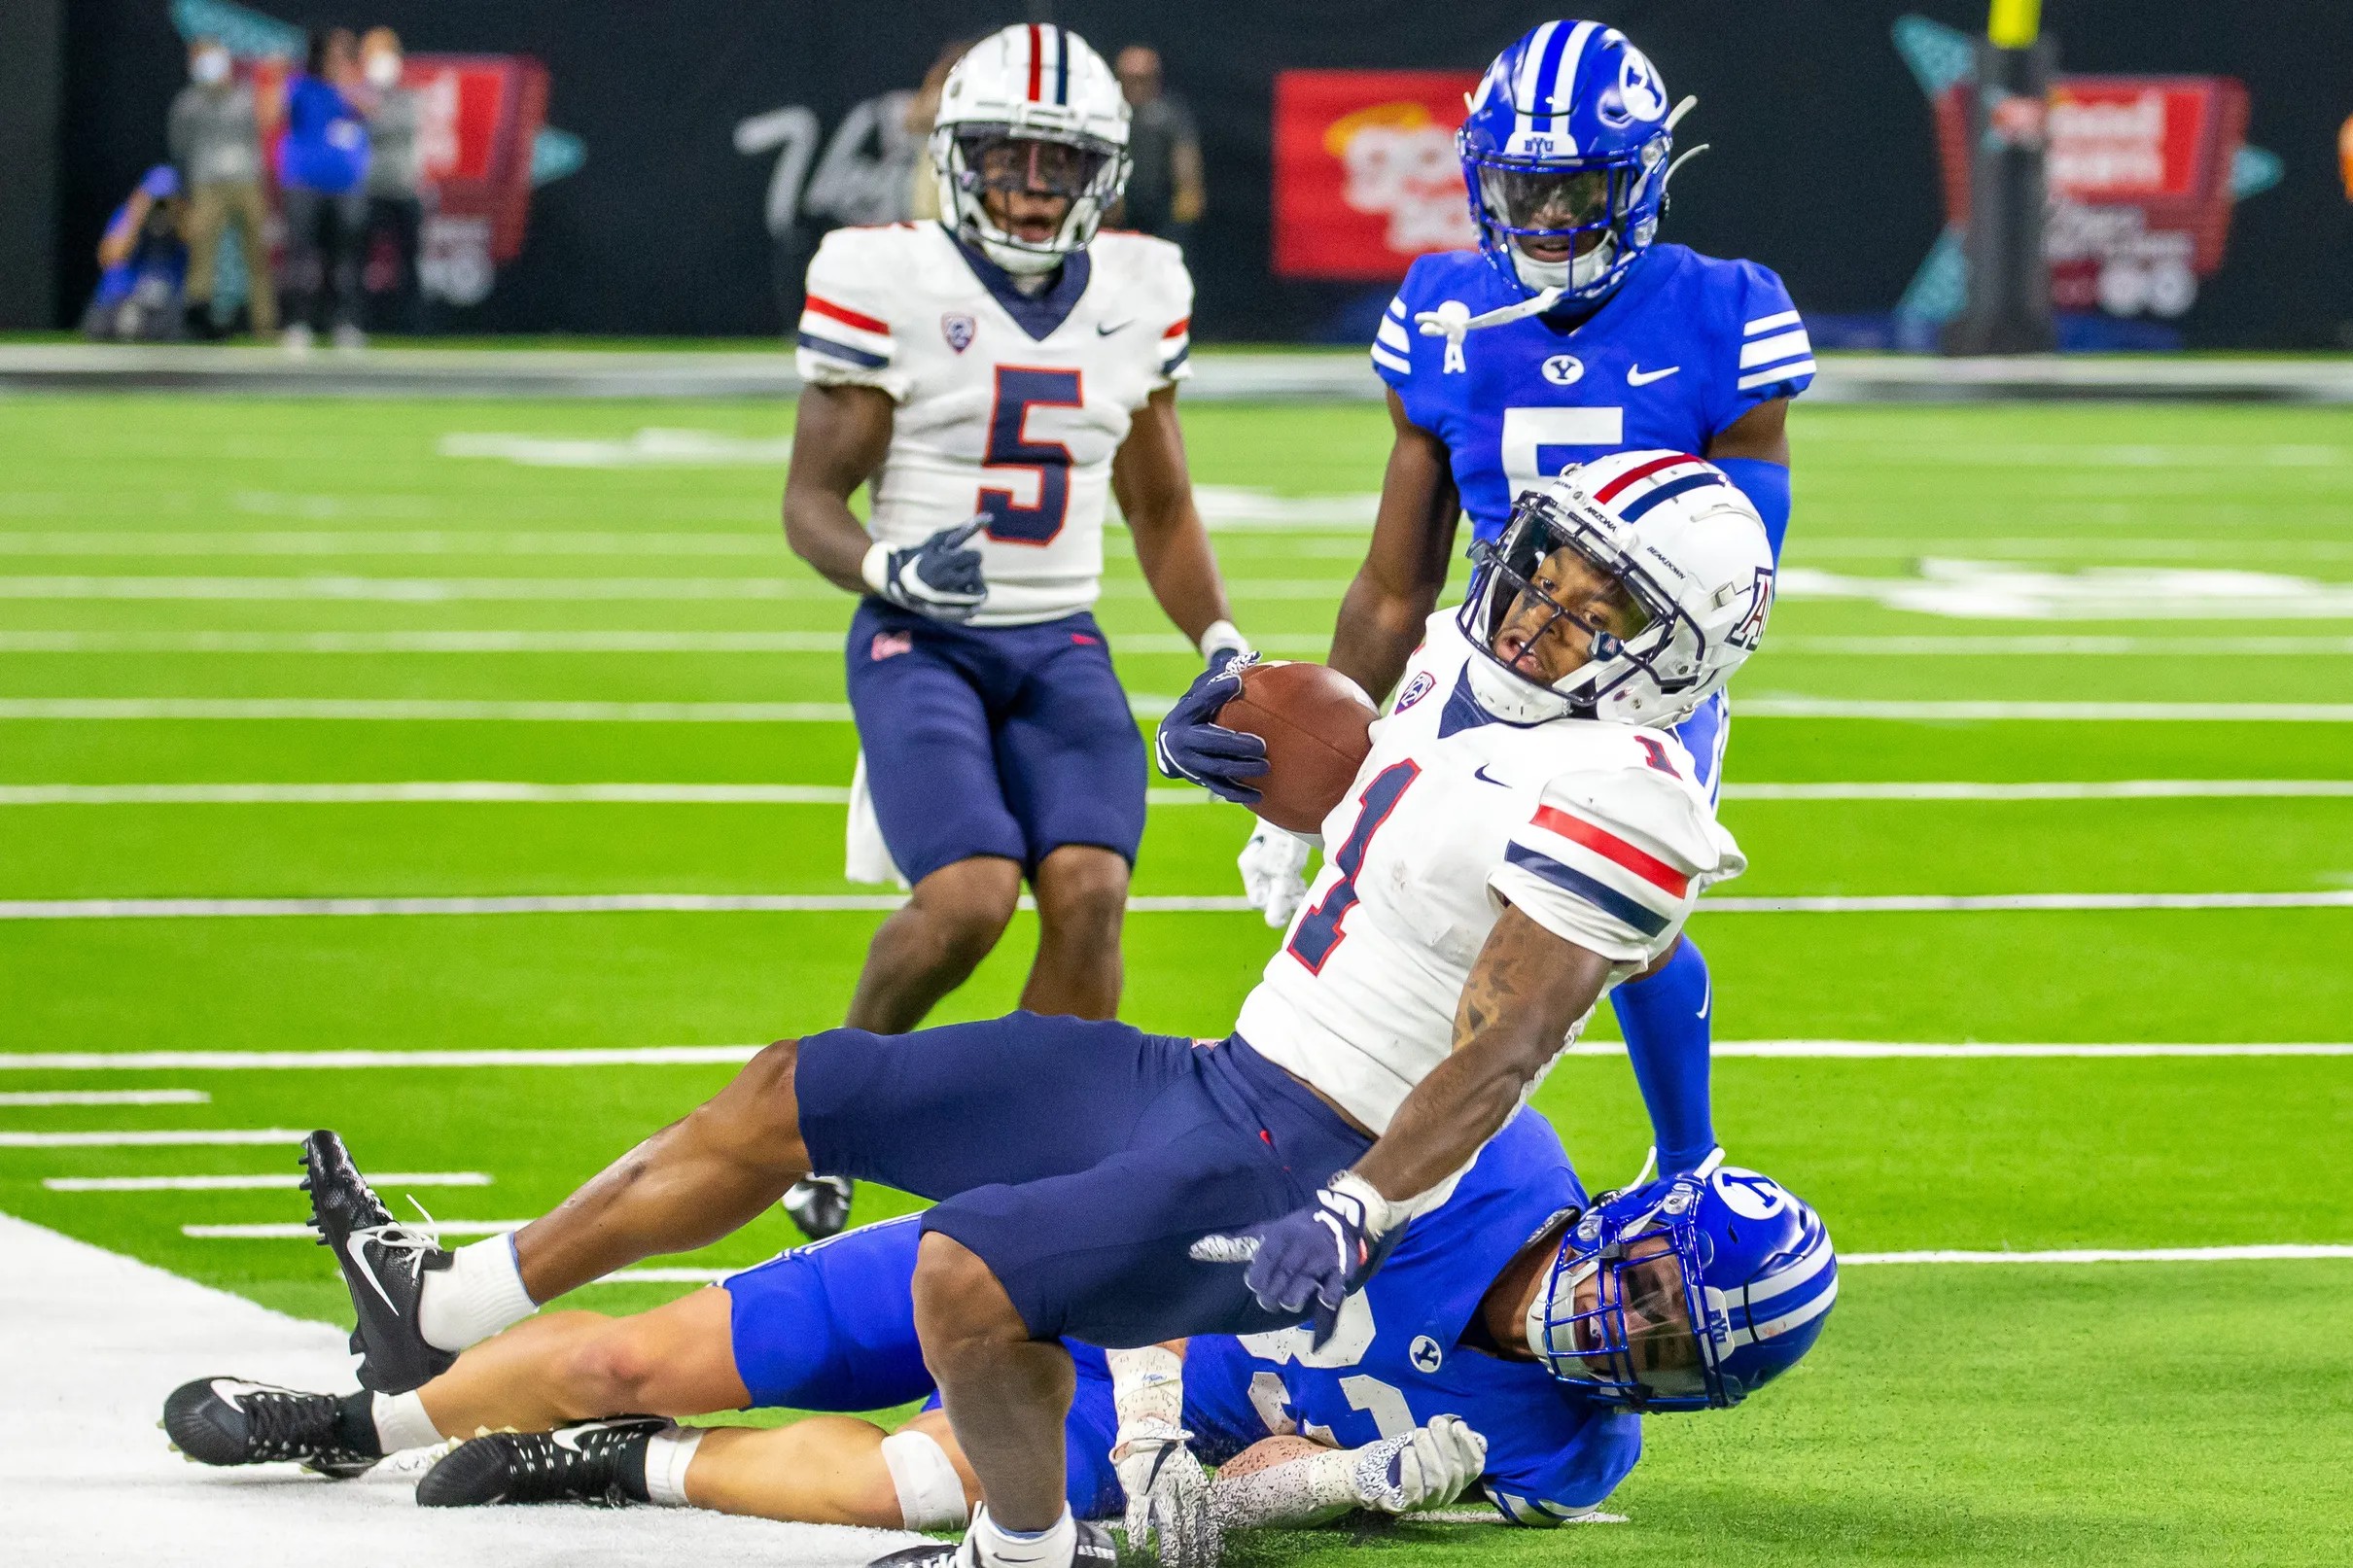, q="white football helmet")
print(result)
[1456,450,1774,726]
[931,24,1130,275]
